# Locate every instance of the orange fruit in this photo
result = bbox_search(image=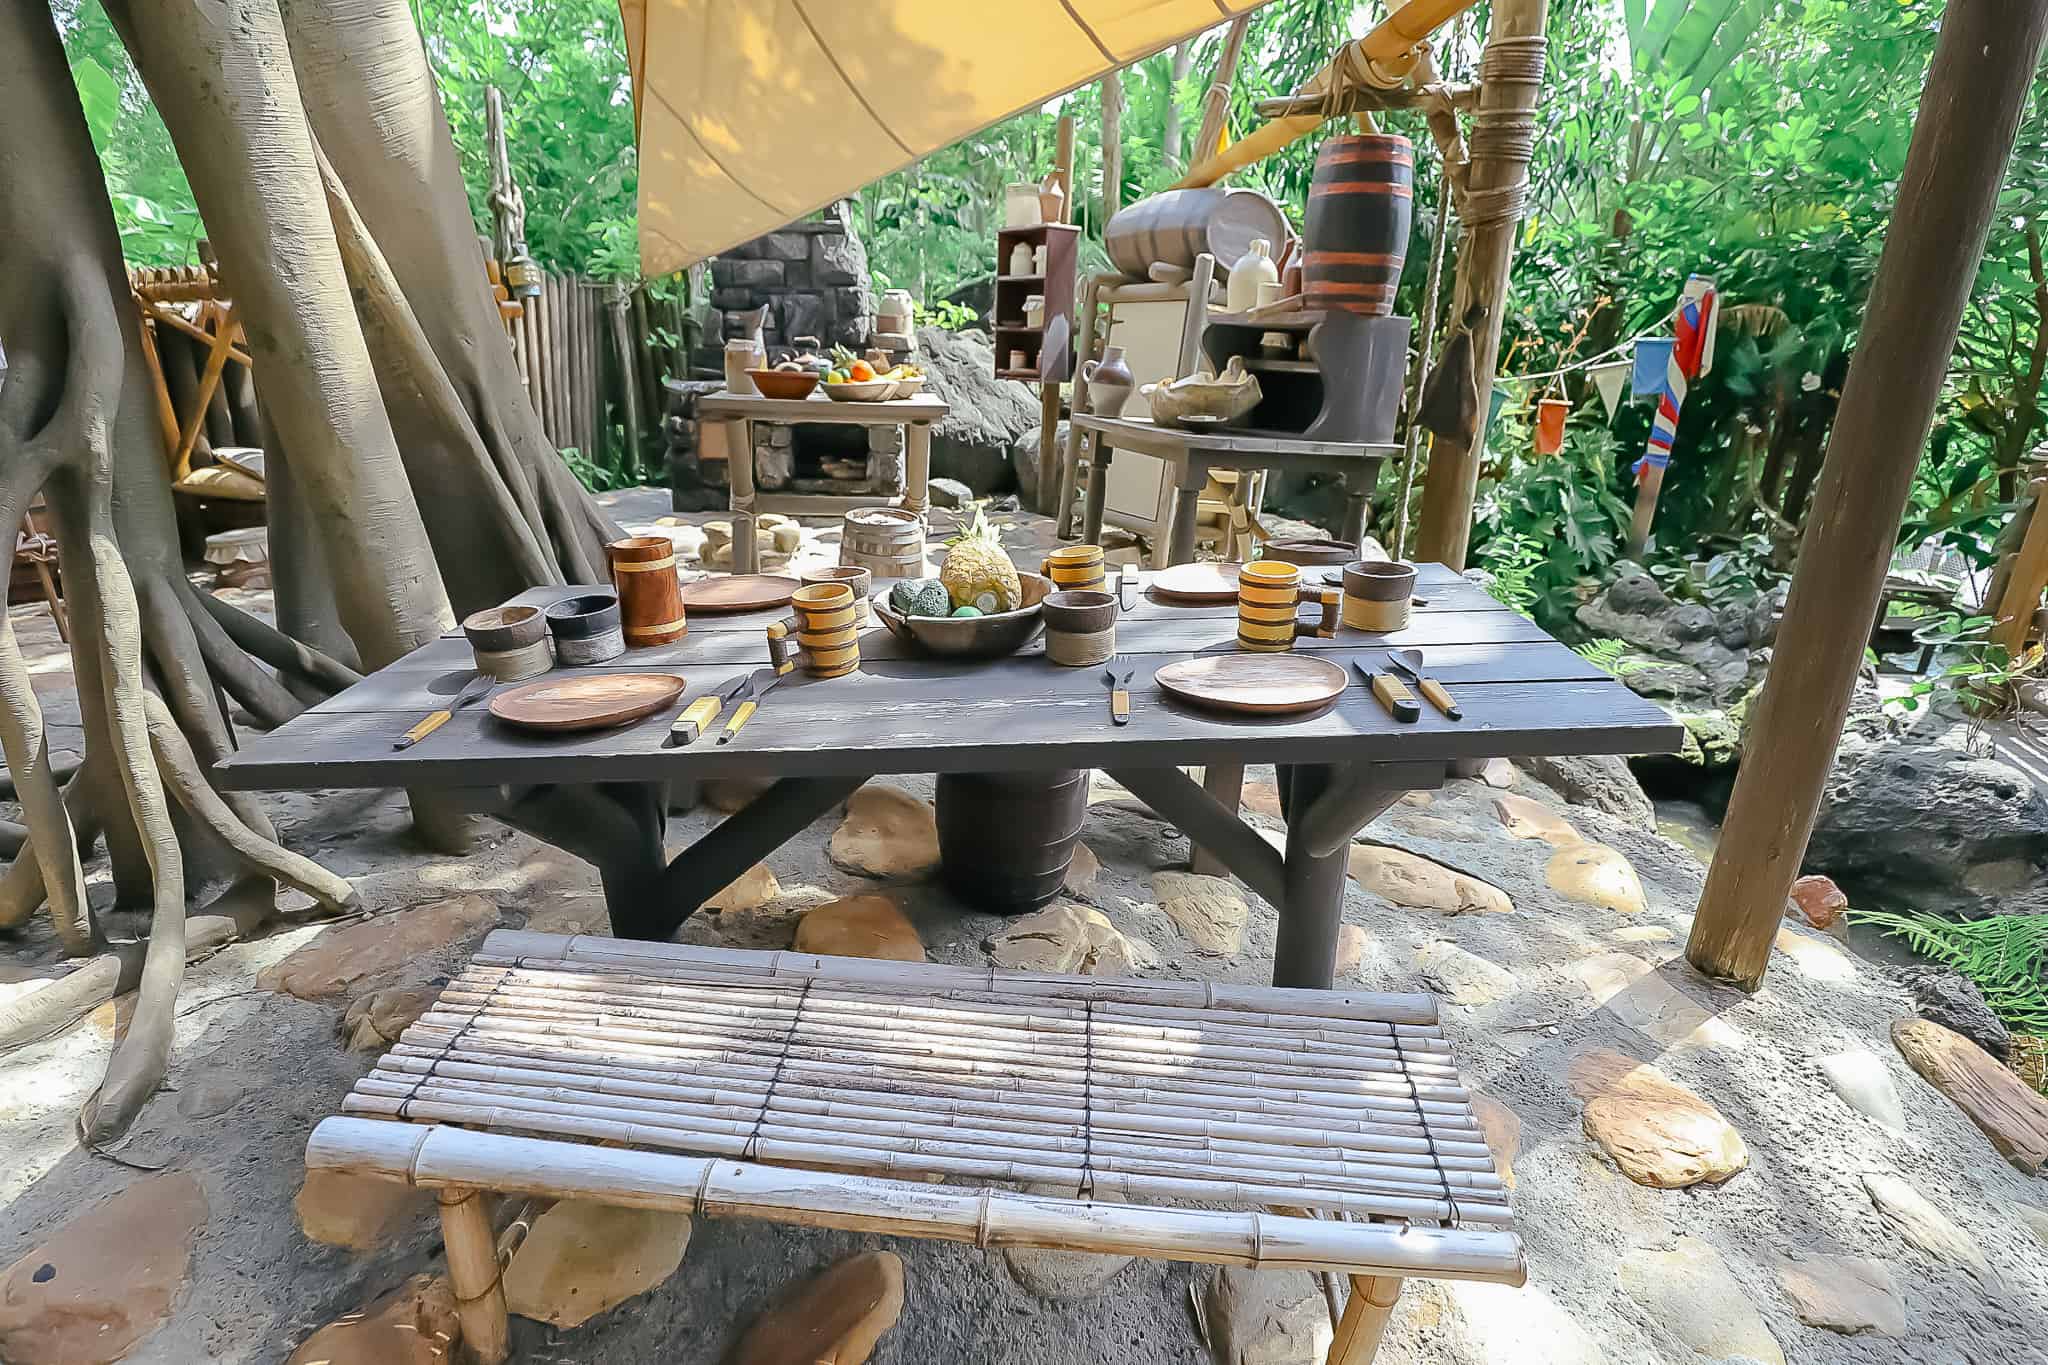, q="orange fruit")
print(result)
[849,360,875,382]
